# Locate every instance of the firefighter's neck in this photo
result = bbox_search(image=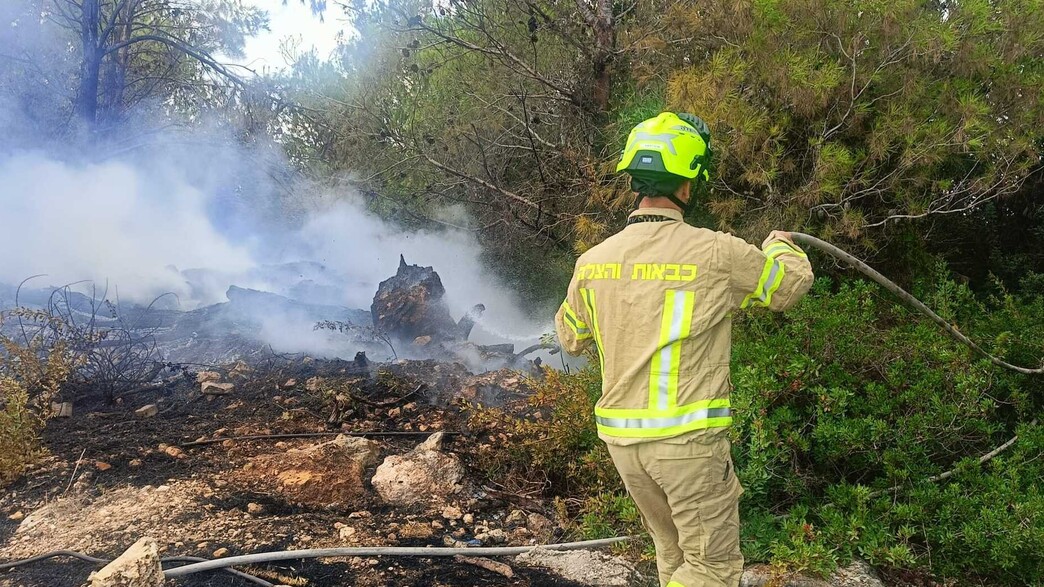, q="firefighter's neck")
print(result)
[638,181,692,212]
